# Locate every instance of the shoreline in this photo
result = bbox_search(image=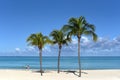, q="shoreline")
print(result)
[0,69,120,80]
